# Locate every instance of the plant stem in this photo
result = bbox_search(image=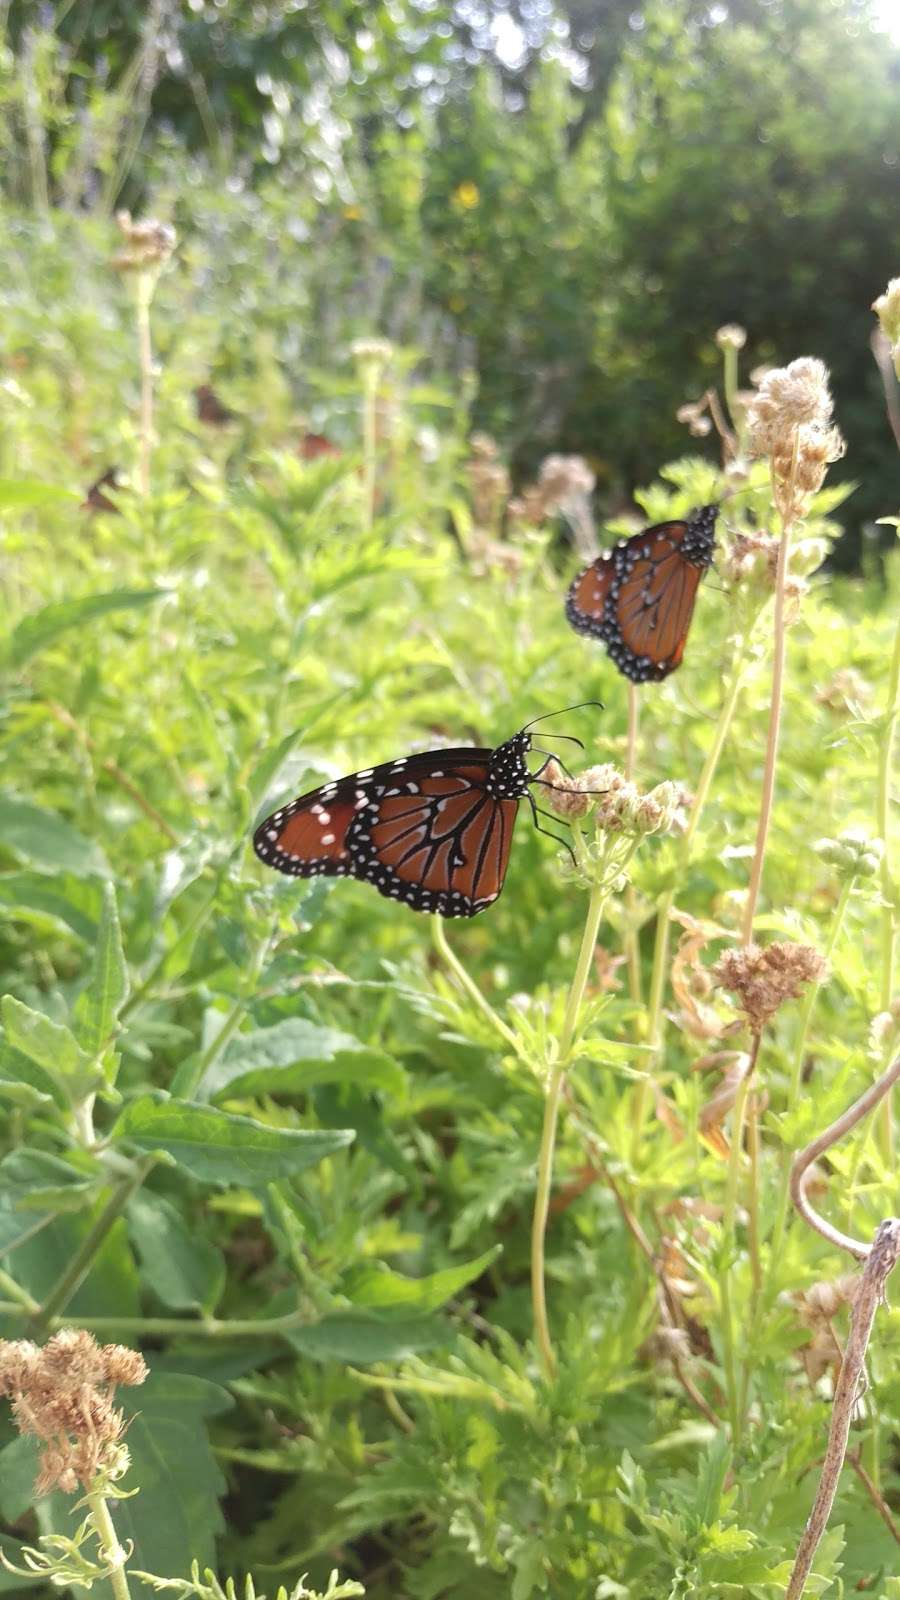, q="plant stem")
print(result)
[718,1035,758,1442]
[531,877,610,1378]
[86,1490,132,1600]
[634,647,749,1156]
[763,876,856,1300]
[174,921,277,1099]
[624,685,642,1004]
[432,916,525,1059]
[134,272,155,498]
[876,605,900,1157]
[362,367,378,535]
[29,1161,154,1333]
[741,501,795,946]
[0,1265,39,1313]
[786,1218,900,1600]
